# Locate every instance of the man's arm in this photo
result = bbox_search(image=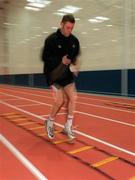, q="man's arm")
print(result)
[50,55,71,81]
[42,37,60,73]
